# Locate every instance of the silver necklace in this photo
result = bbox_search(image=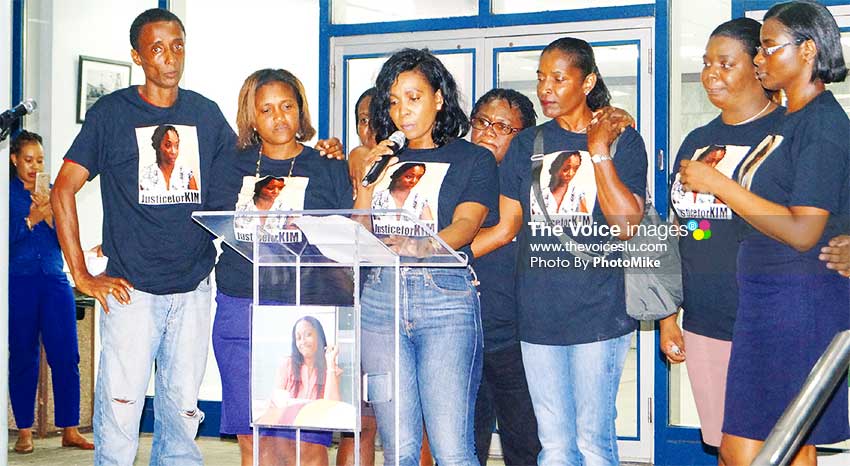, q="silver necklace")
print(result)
[730,101,772,126]
[255,147,296,179]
